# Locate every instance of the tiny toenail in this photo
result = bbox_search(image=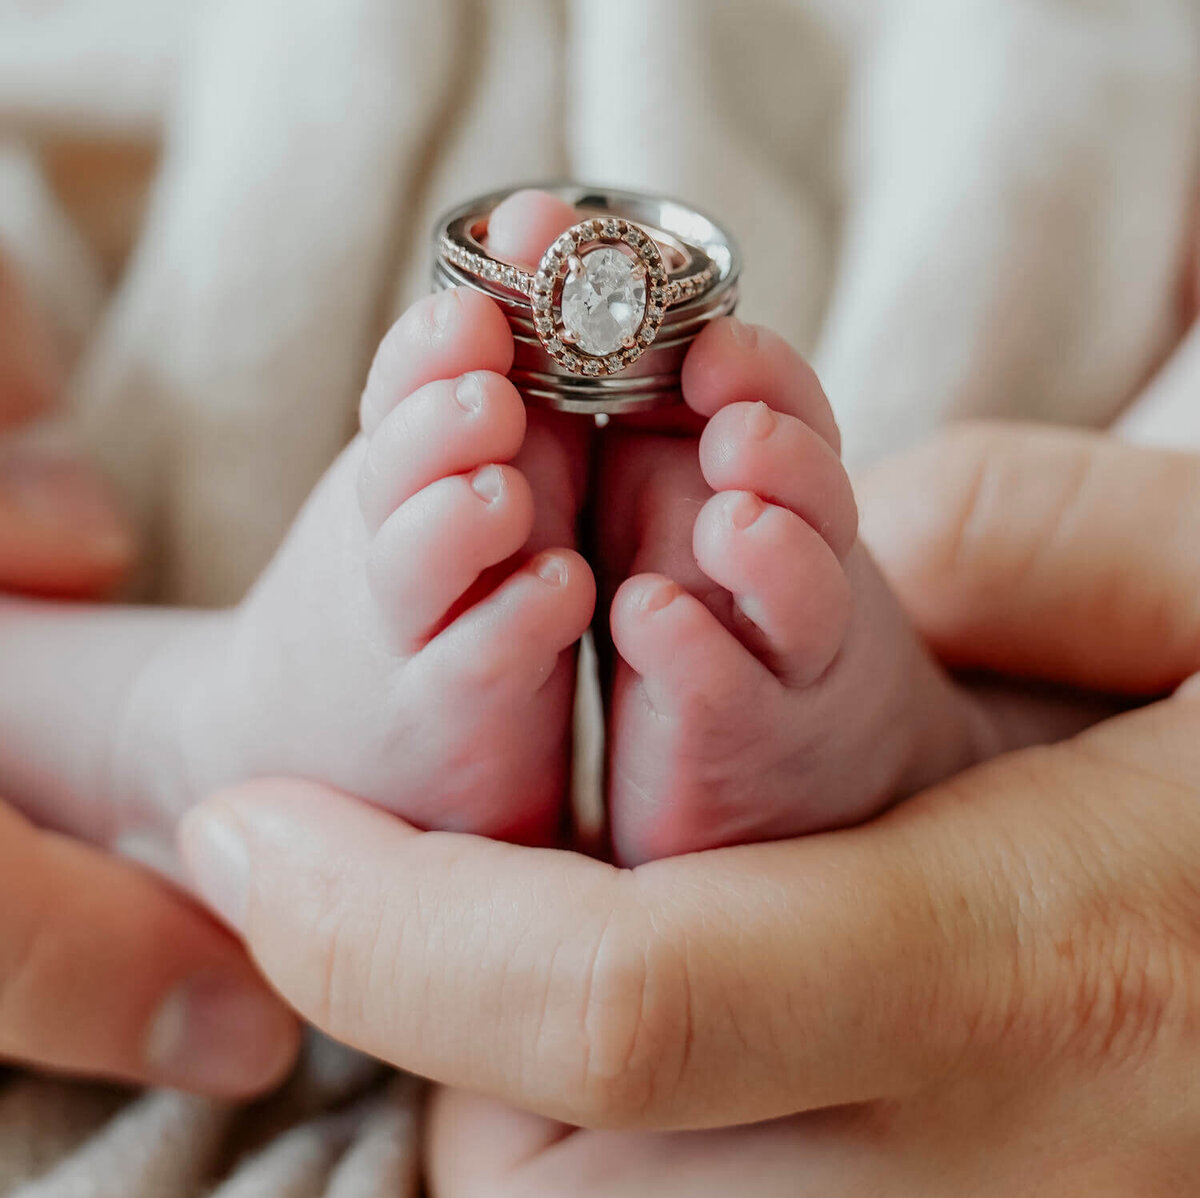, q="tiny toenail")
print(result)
[455,373,484,413]
[534,554,568,587]
[727,317,758,350]
[727,492,765,530]
[470,464,504,503]
[639,580,680,614]
[745,401,776,439]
